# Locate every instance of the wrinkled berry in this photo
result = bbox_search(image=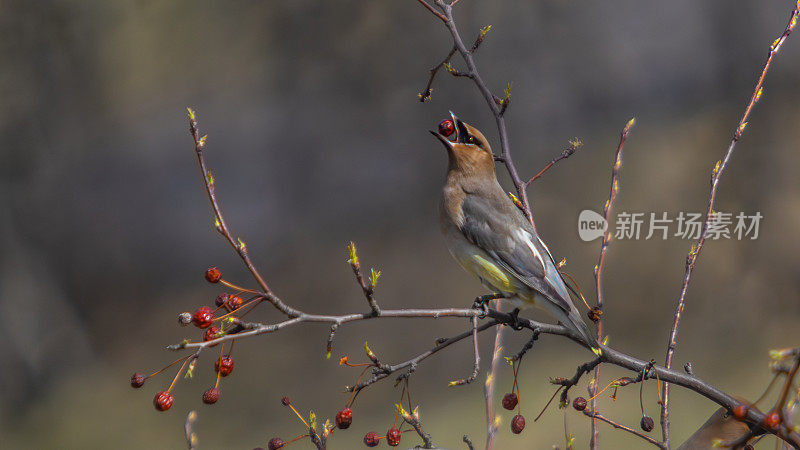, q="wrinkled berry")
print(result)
[215,355,234,377]
[511,414,526,434]
[192,306,214,328]
[573,397,587,411]
[336,407,353,429]
[267,437,286,450]
[363,431,380,447]
[154,391,174,411]
[640,415,655,432]
[281,396,291,406]
[502,392,518,410]
[225,295,243,311]
[130,372,146,388]
[205,267,222,283]
[202,387,220,404]
[215,293,229,307]
[203,325,221,343]
[386,427,401,446]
